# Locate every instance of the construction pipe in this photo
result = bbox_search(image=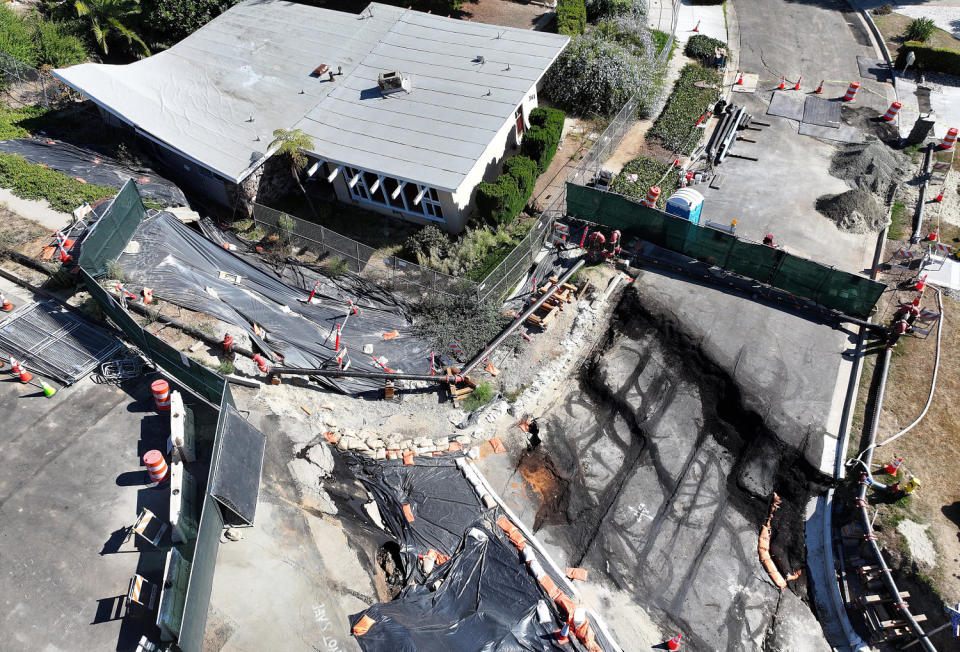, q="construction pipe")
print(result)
[460,258,585,377]
[717,107,747,164]
[855,347,936,652]
[910,143,934,244]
